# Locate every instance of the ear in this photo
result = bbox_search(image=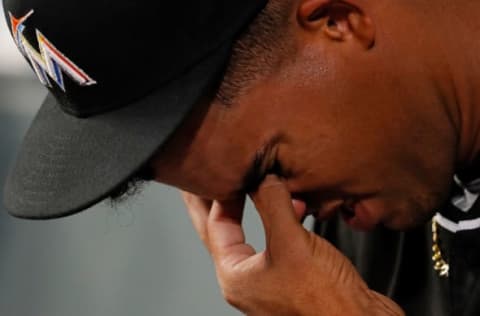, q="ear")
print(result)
[298,0,375,49]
